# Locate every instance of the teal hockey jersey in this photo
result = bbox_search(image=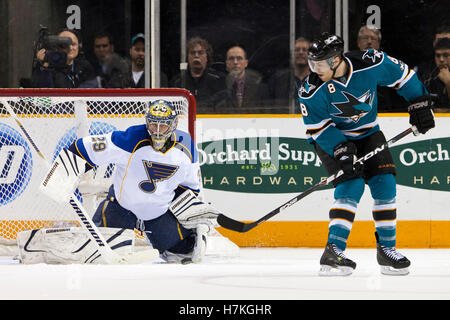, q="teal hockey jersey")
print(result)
[298,49,427,156]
